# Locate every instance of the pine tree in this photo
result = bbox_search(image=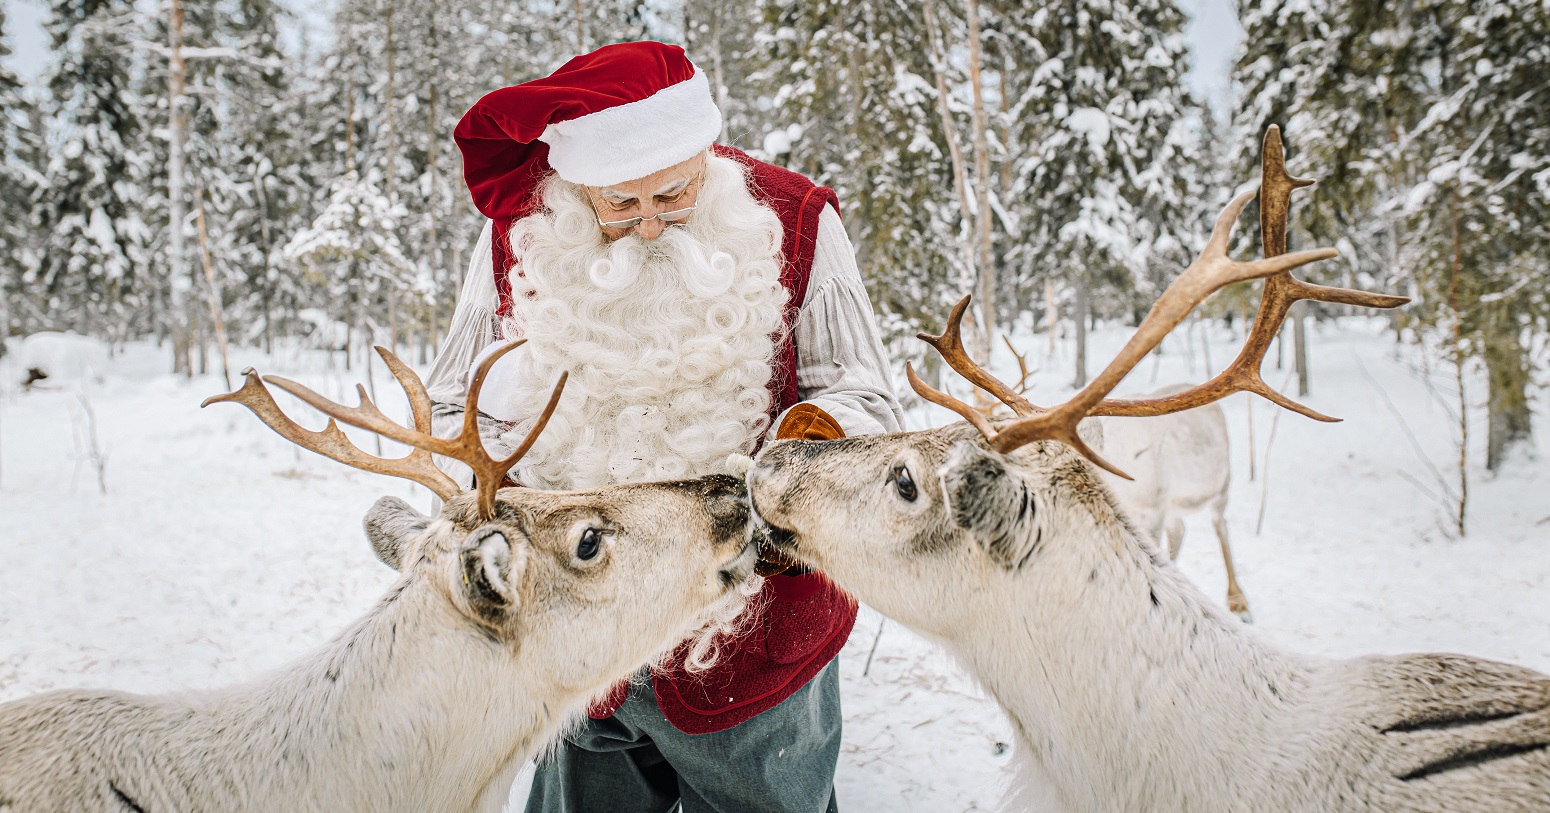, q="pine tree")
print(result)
[749,0,963,351]
[993,0,1207,385]
[1384,0,1550,471]
[683,0,760,144]
[33,0,150,339]
[0,8,47,336]
[1235,0,1549,504]
[1230,0,1355,397]
[201,0,312,352]
[306,0,576,359]
[282,171,418,367]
